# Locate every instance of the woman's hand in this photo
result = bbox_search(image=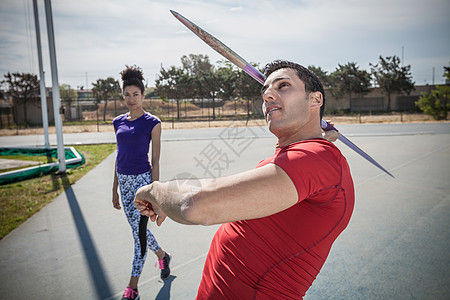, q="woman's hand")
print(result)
[112,190,121,210]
